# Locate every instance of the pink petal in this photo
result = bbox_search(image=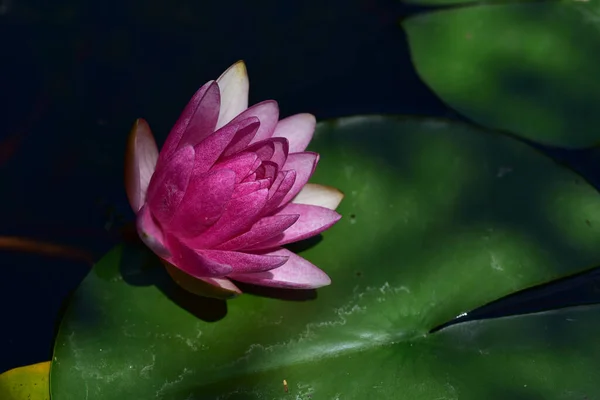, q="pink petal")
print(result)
[272,113,316,153]
[196,276,242,295]
[245,137,289,170]
[216,61,249,129]
[232,179,270,198]
[166,236,233,278]
[246,203,341,250]
[212,152,258,183]
[146,146,195,224]
[216,214,300,250]
[124,119,159,212]
[191,122,243,175]
[200,249,289,273]
[136,204,171,258]
[220,117,261,158]
[254,161,278,182]
[164,262,242,299]
[176,82,221,149]
[228,248,331,289]
[168,169,236,237]
[158,82,219,164]
[262,170,296,215]
[189,188,269,248]
[293,183,344,210]
[226,101,279,145]
[242,173,257,183]
[278,152,319,207]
